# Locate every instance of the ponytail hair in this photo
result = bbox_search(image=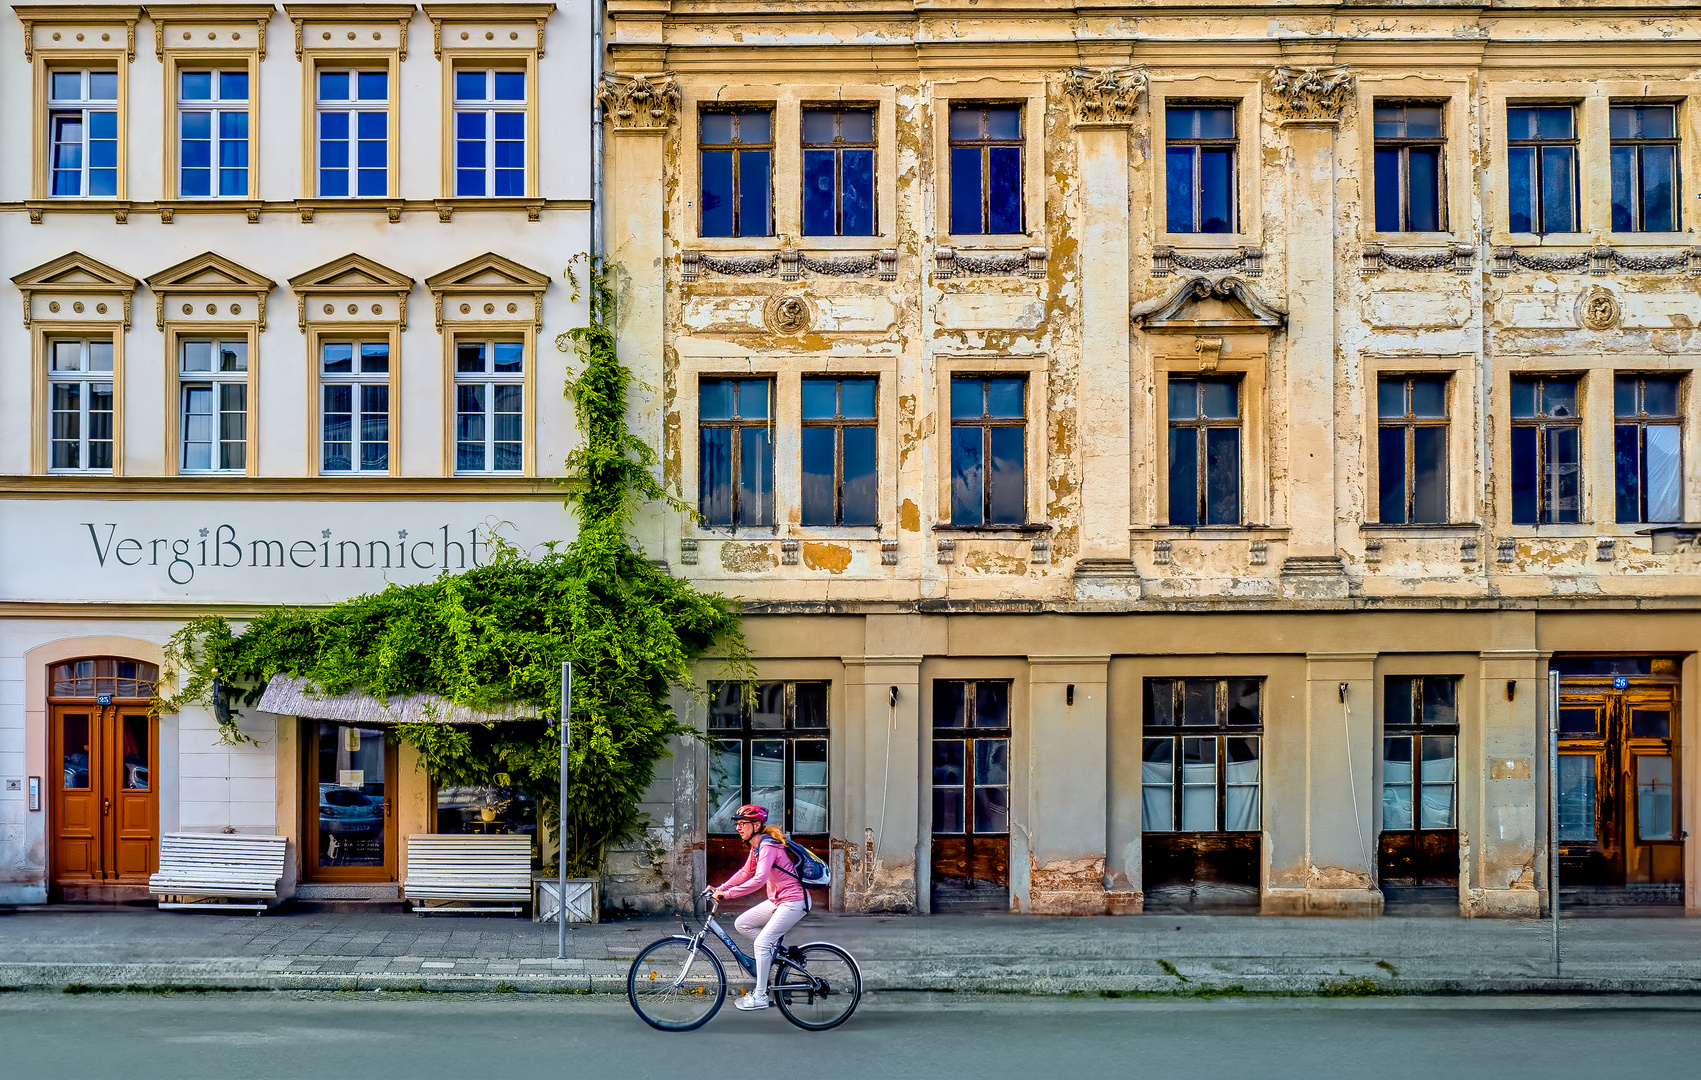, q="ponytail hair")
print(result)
[758,824,786,846]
